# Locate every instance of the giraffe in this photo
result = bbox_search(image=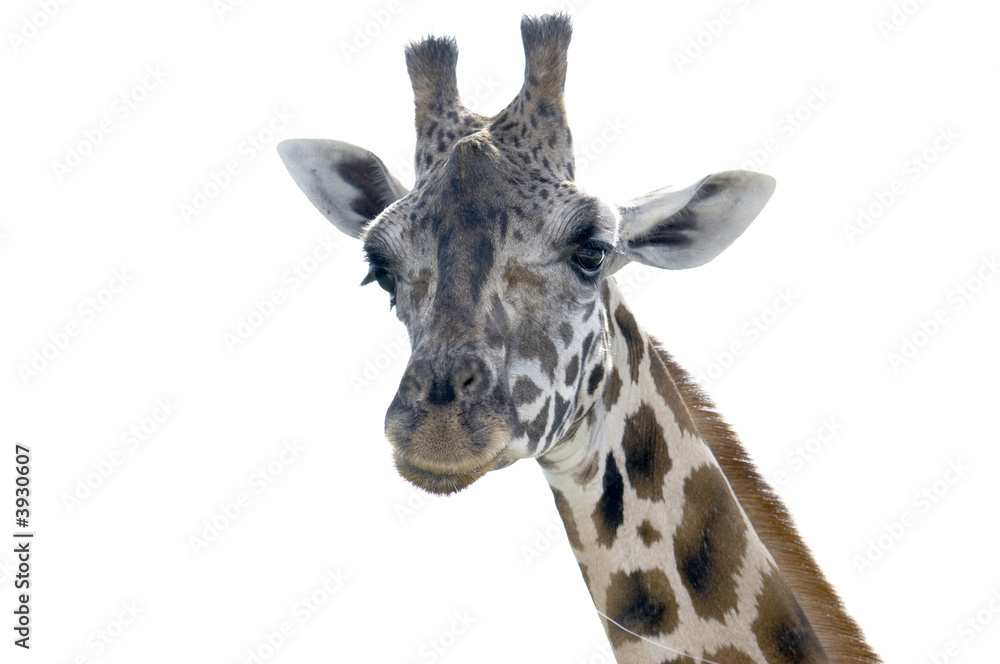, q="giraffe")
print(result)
[277,14,880,664]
